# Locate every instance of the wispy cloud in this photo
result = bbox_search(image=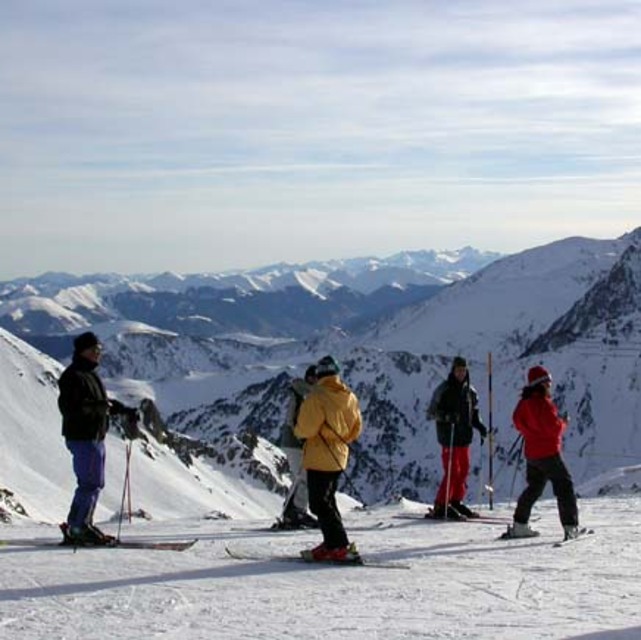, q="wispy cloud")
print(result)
[1,0,640,277]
